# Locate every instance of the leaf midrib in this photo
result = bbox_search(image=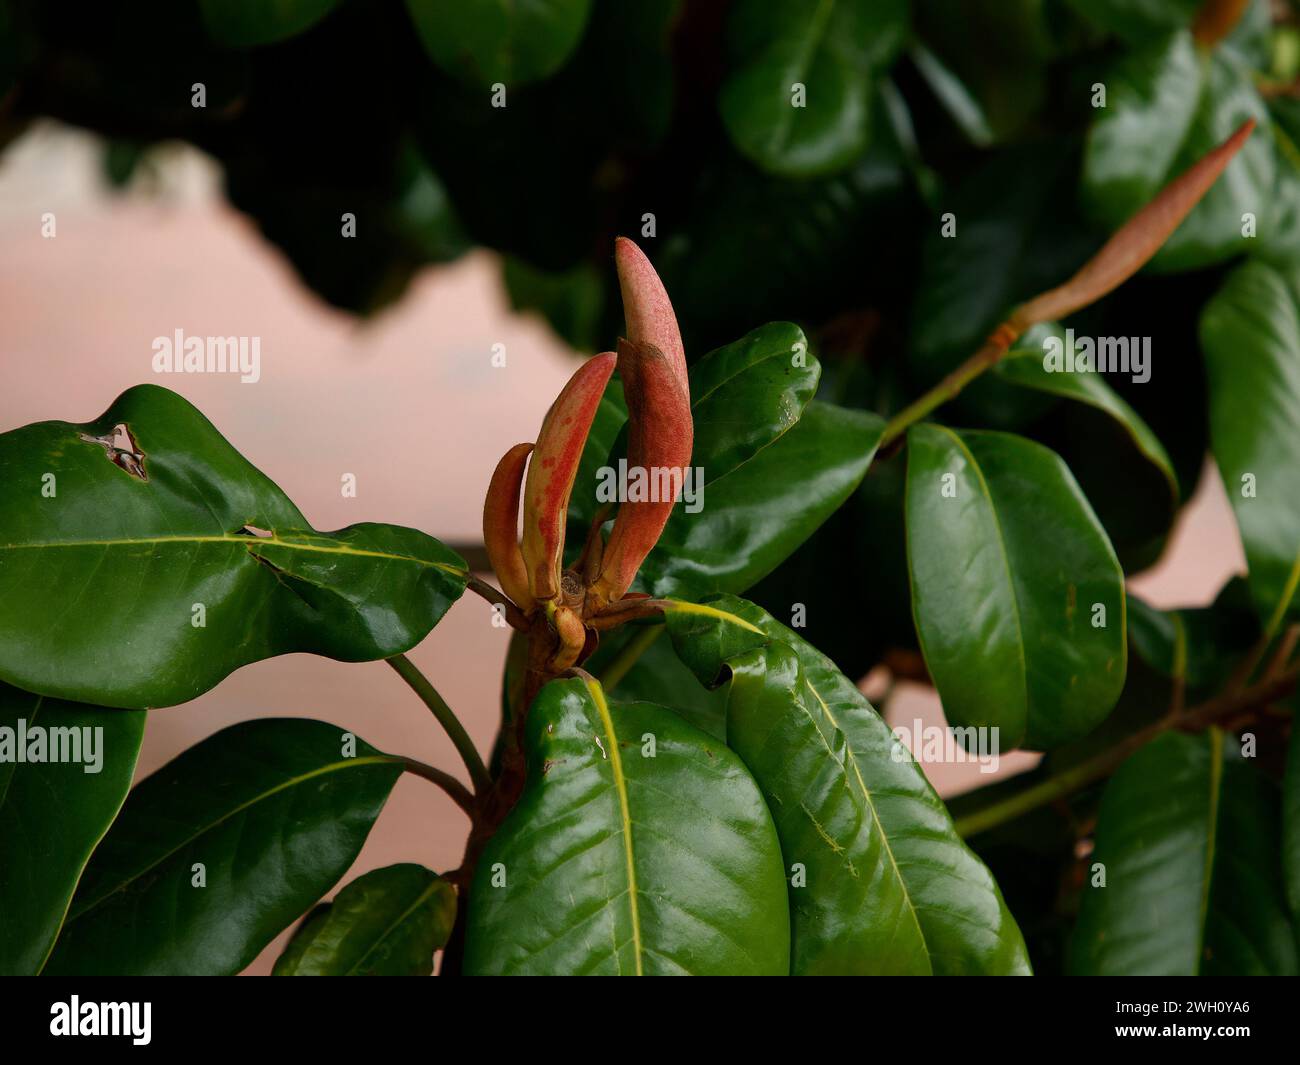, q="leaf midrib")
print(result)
[0,533,465,576]
[583,678,644,975]
[673,598,931,966]
[345,878,447,975]
[930,426,1031,744]
[760,0,837,156]
[67,754,401,923]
